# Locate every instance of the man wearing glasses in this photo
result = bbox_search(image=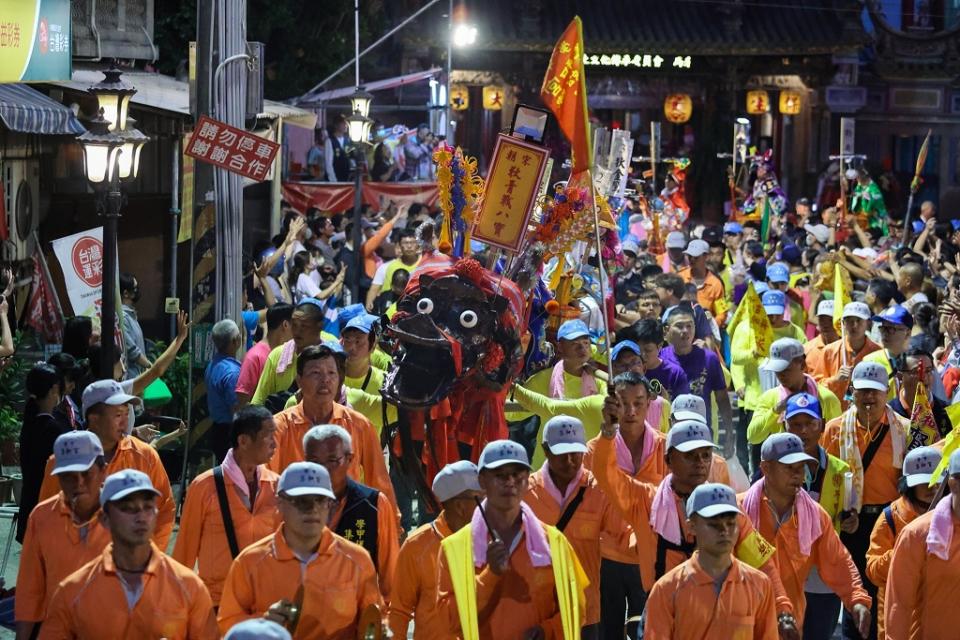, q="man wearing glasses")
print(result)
[863,305,914,401]
[218,461,382,637]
